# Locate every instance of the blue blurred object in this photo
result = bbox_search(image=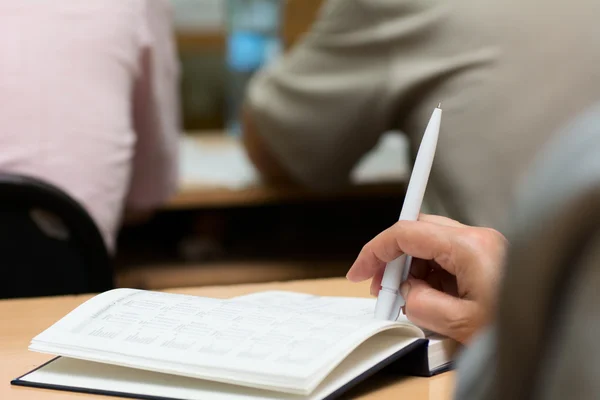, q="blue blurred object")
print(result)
[226,0,284,136]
